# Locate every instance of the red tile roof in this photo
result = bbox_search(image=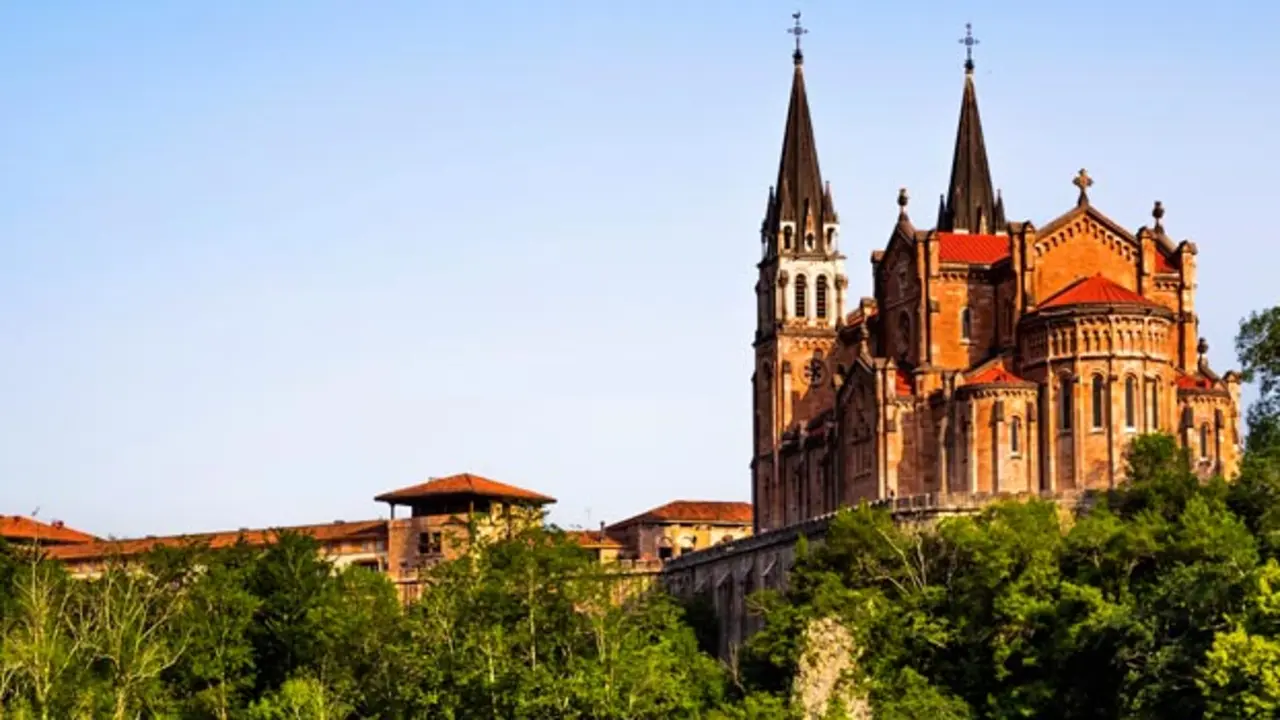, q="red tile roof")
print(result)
[965,366,1030,385]
[1038,274,1159,309]
[895,368,913,396]
[1176,373,1216,390]
[375,473,555,505]
[44,520,386,563]
[937,232,1009,265]
[563,530,624,549]
[608,501,752,530]
[0,516,97,545]
[1154,252,1175,273]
